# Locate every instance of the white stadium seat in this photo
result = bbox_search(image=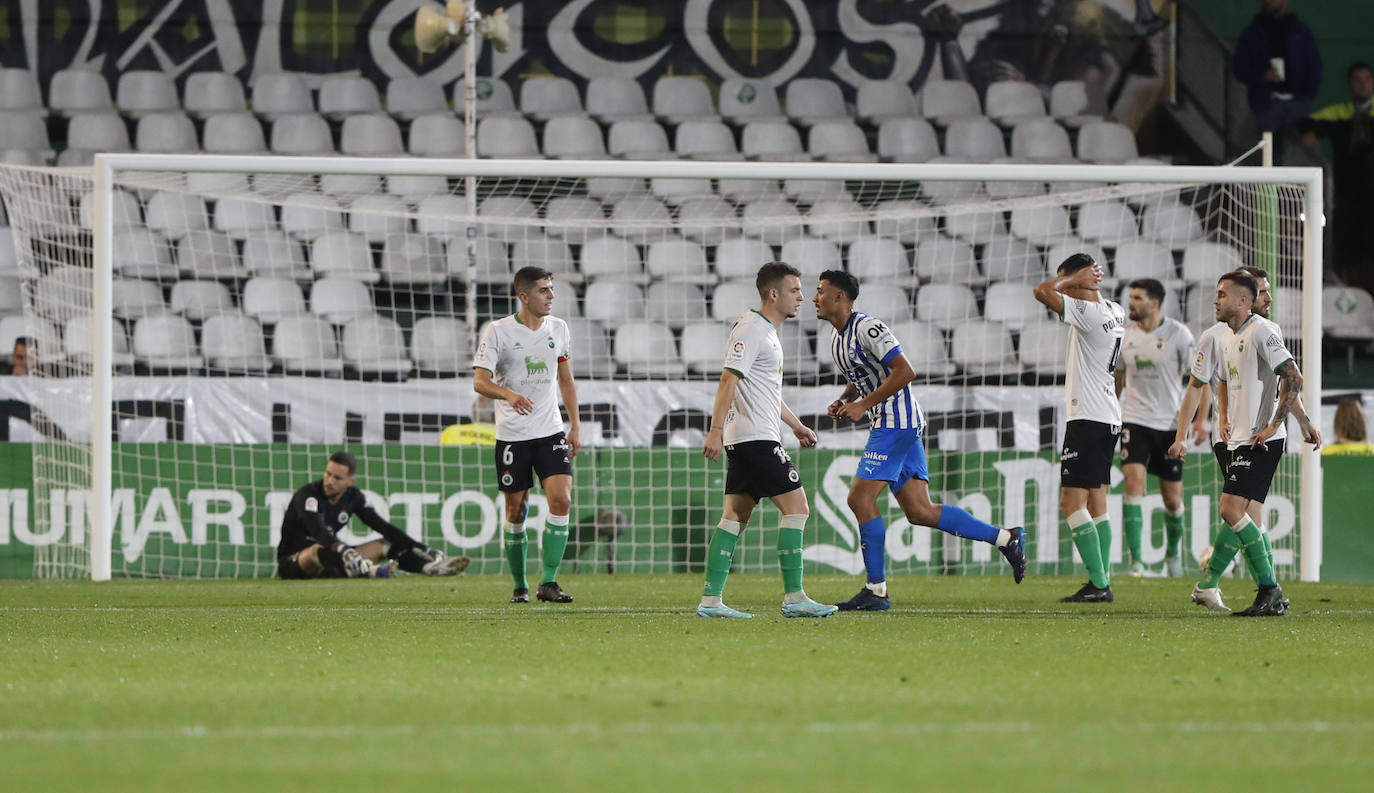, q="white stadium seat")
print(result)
[916,283,979,330]
[613,320,685,378]
[519,76,583,121]
[410,317,468,376]
[202,314,270,374]
[272,315,343,375]
[242,276,306,323]
[309,276,374,325]
[132,314,203,372]
[342,315,411,379]
[170,279,235,321]
[951,319,1020,378]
